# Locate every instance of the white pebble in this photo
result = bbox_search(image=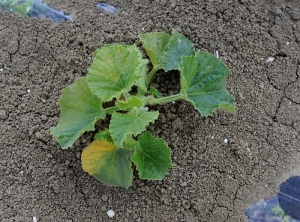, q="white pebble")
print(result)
[211,136,214,139]
[141,27,145,31]
[107,210,115,218]
[224,139,228,144]
[266,57,274,63]
[33,216,37,222]
[27,89,31,93]
[172,101,175,104]
[286,42,290,45]
[0,68,3,72]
